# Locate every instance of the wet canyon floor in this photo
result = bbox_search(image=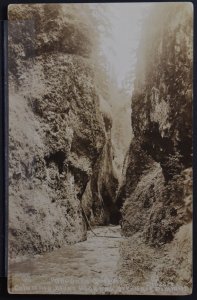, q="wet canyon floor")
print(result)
[9,226,129,294]
[8,225,187,295]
